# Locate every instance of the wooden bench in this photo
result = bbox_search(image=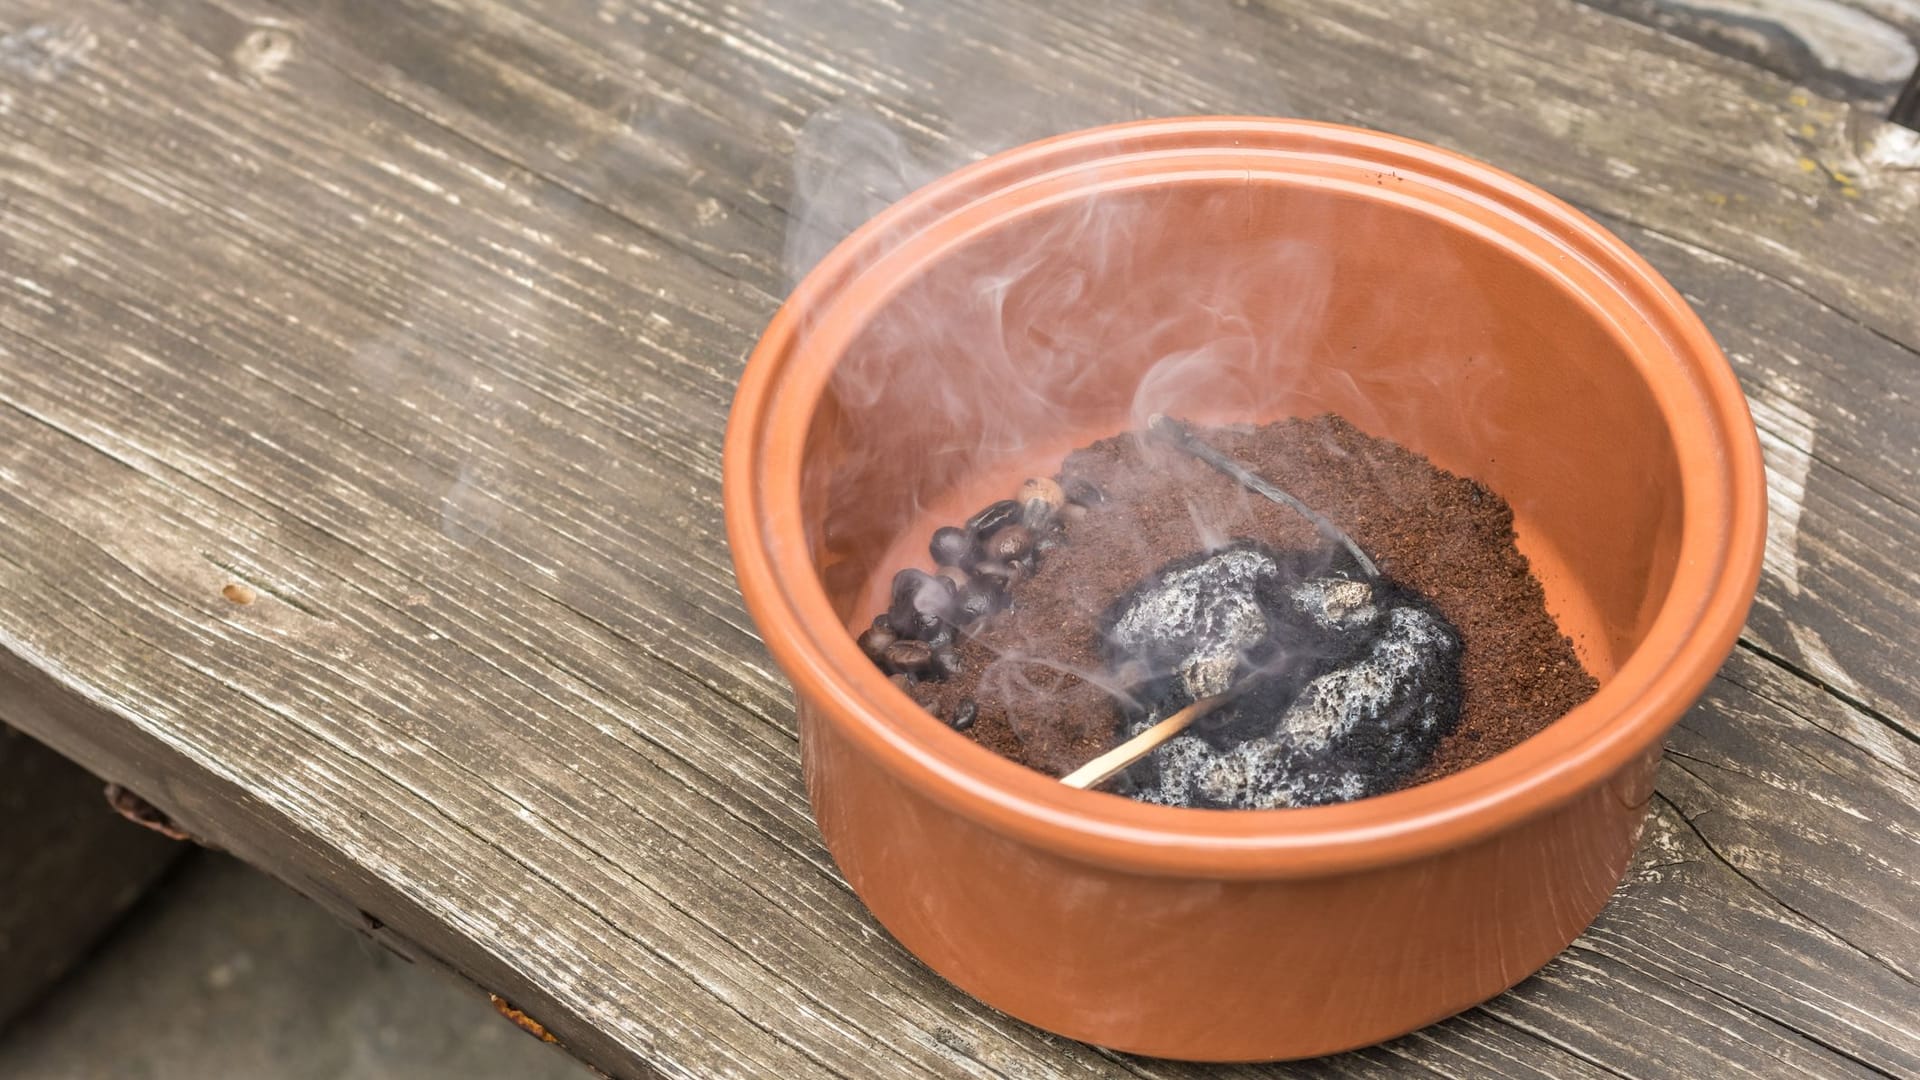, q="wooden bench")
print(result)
[2,1,1915,1075]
